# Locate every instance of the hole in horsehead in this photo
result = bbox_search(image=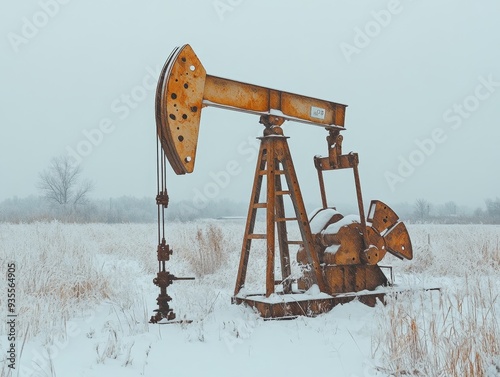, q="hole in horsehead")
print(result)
[171,93,177,100]
[181,57,186,62]
[169,114,176,120]
[189,65,195,71]
[182,114,187,120]
[185,156,192,163]
[190,106,198,112]
[184,83,189,89]
[178,135,184,142]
